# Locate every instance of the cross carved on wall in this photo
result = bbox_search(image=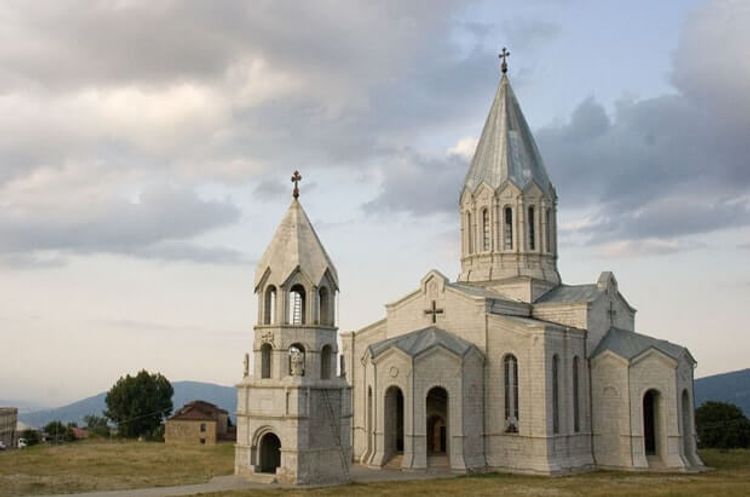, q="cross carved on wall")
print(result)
[424,300,444,324]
